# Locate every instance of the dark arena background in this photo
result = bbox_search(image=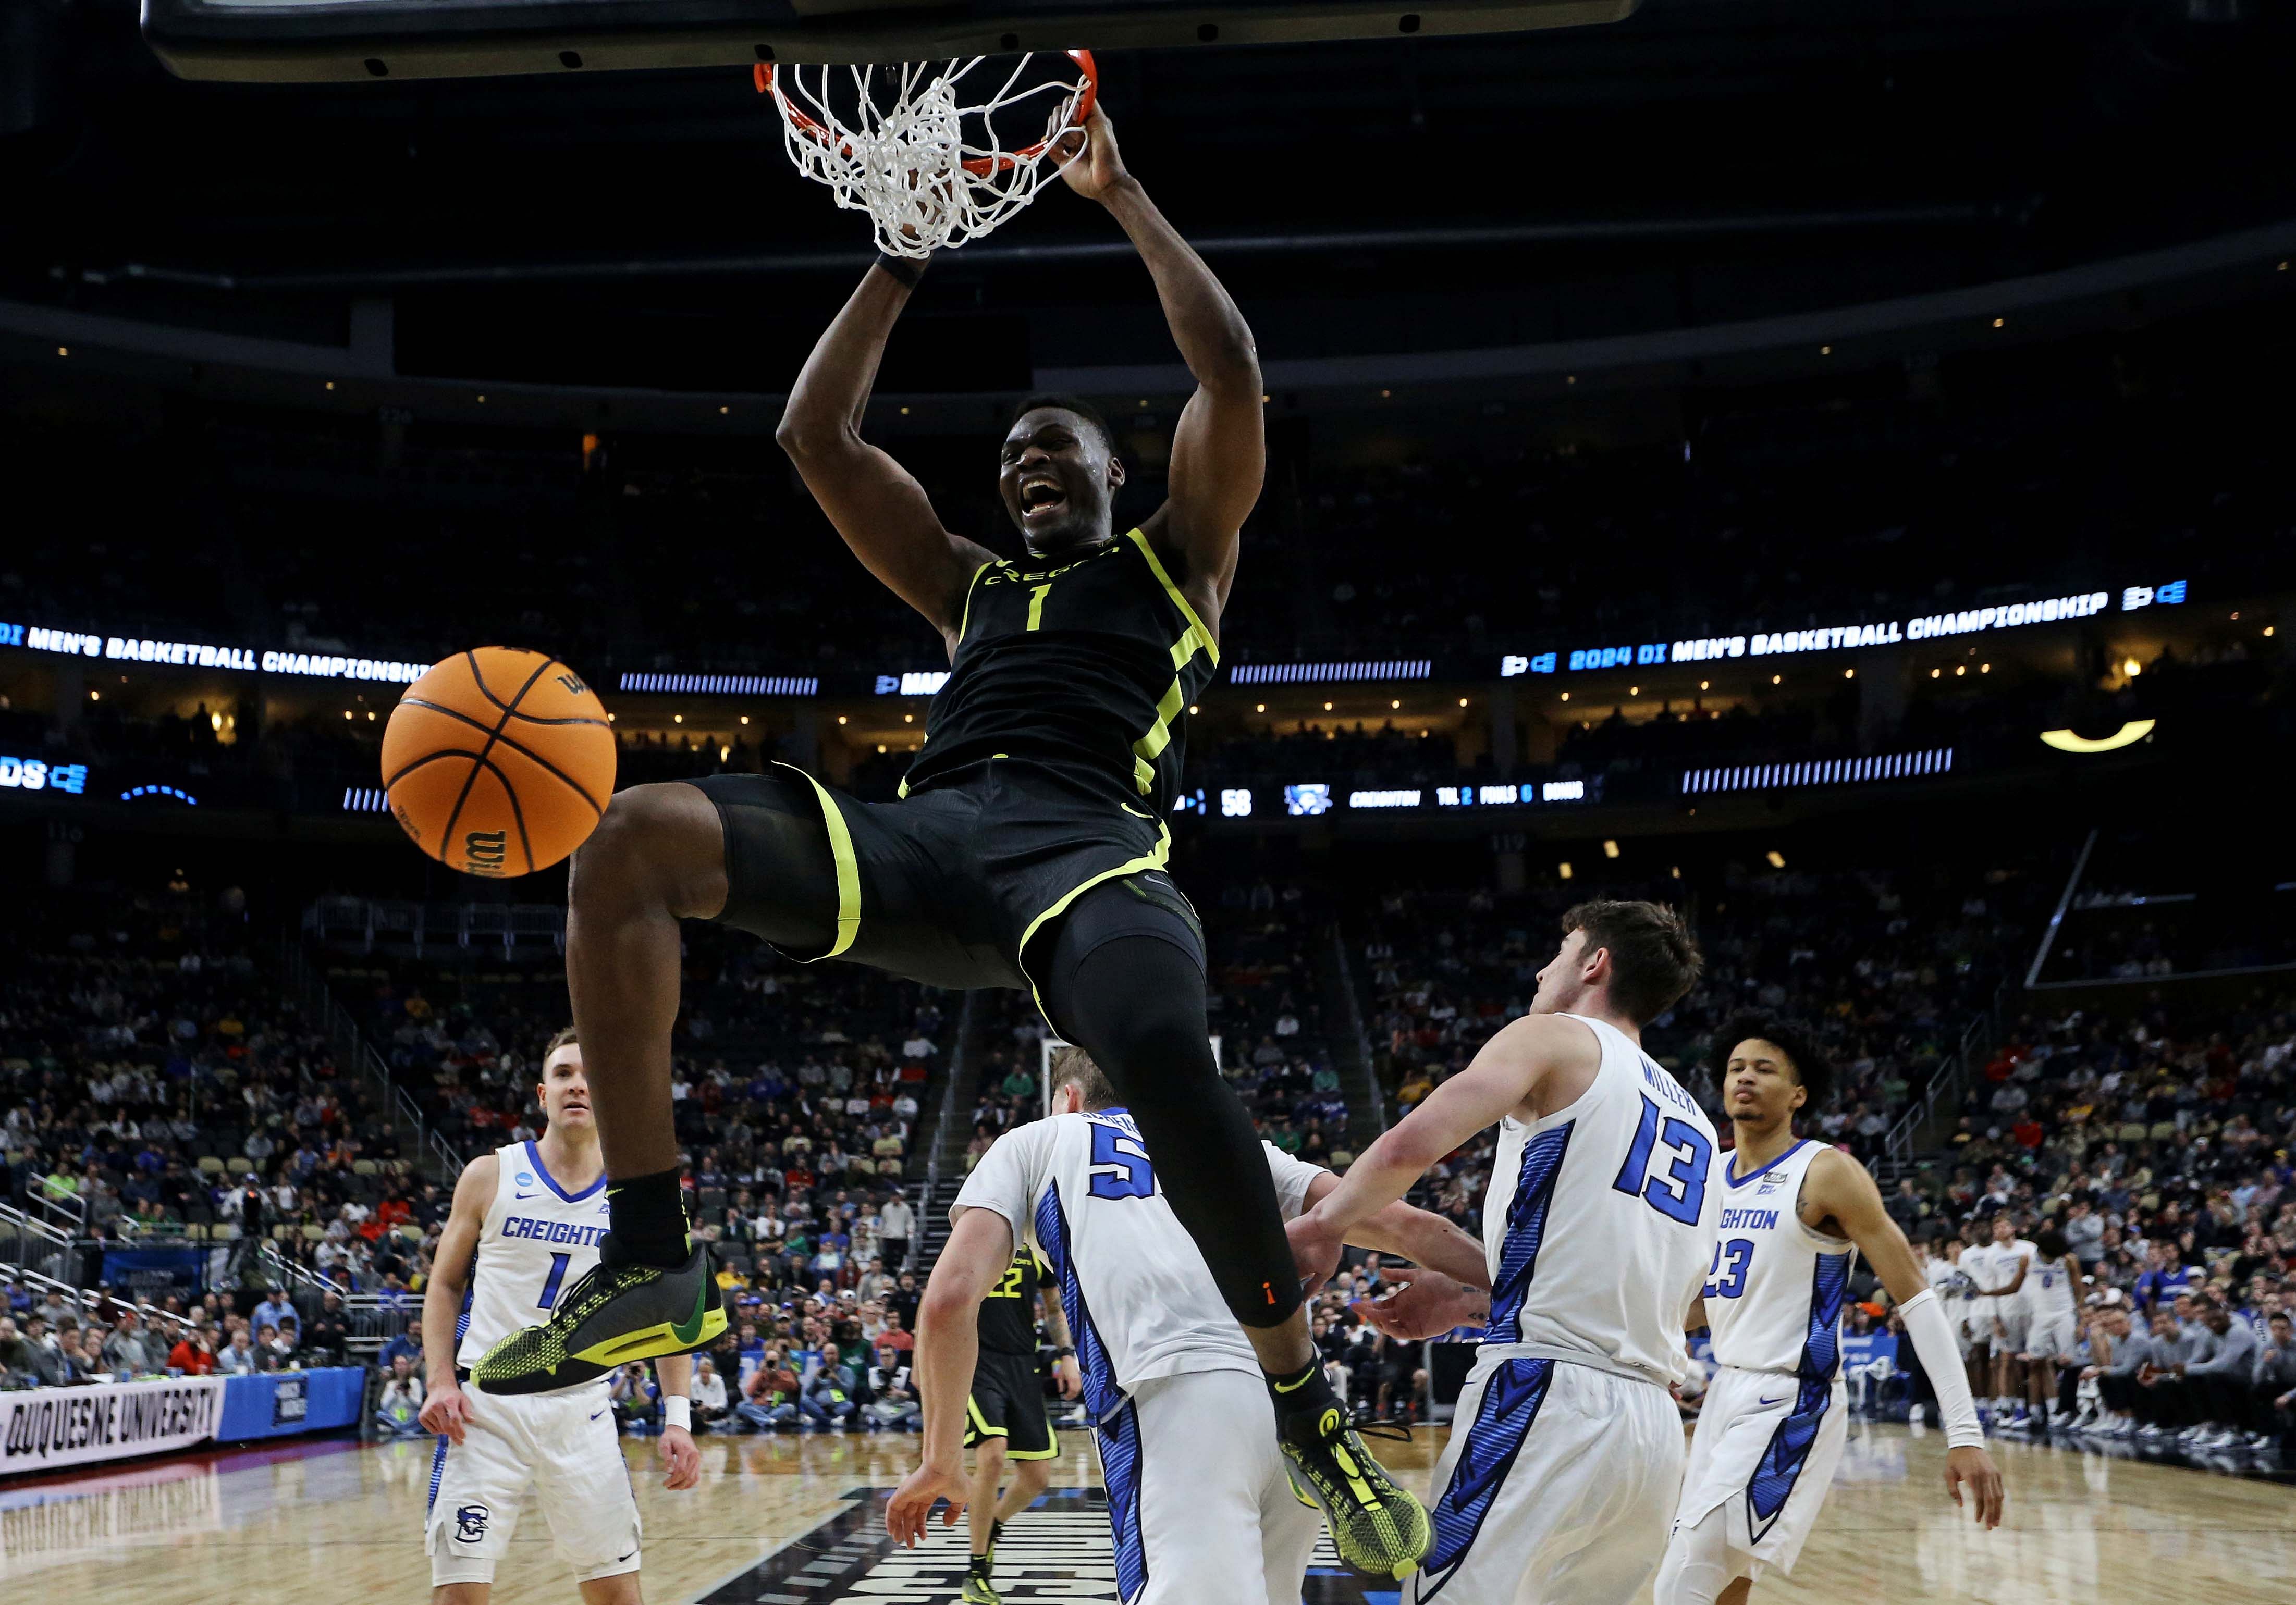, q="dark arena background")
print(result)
[5,1,2296,1600]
